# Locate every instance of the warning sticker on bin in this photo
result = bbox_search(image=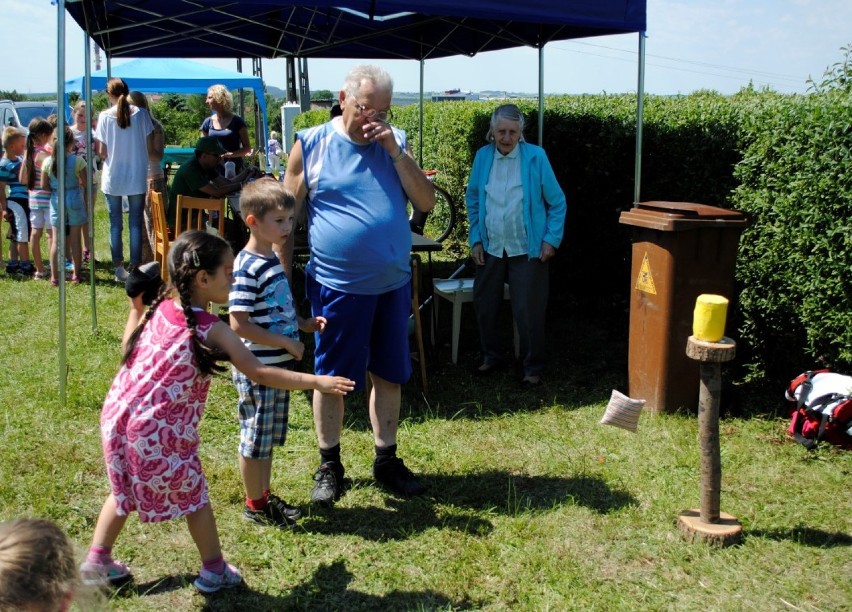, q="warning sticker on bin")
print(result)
[635,252,657,294]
